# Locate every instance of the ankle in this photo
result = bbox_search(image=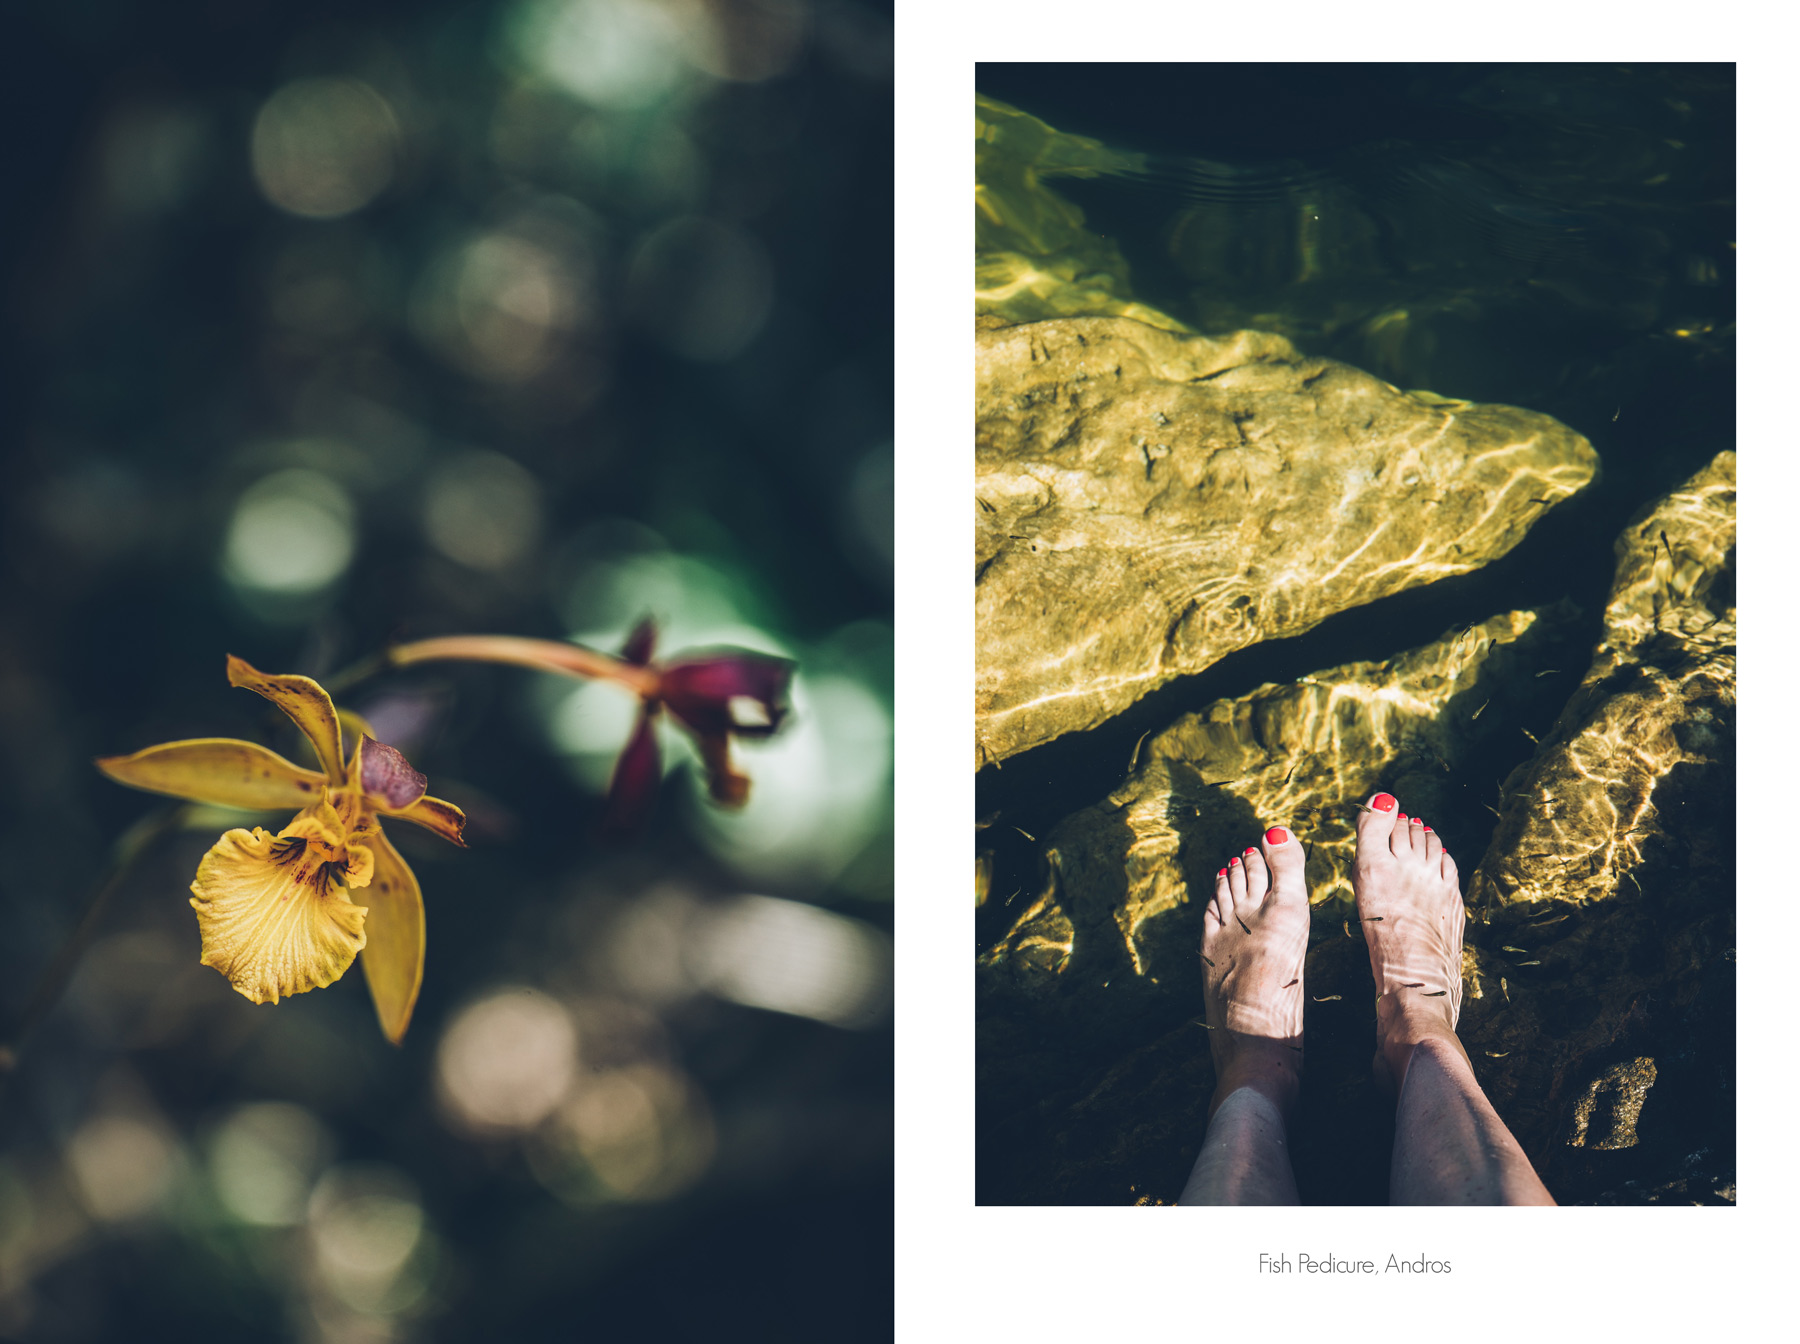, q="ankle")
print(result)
[1212,1042,1302,1124]
[1374,996,1465,1083]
